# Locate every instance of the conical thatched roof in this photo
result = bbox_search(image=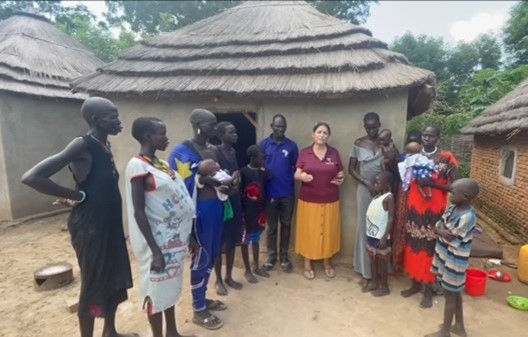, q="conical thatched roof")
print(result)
[71,1,434,99]
[463,78,528,135]
[0,12,104,100]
